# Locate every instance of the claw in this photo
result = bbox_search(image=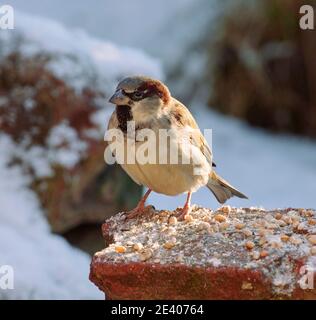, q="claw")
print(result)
[125,208,144,219]
[175,205,190,221]
[174,192,192,221]
[124,189,152,219]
